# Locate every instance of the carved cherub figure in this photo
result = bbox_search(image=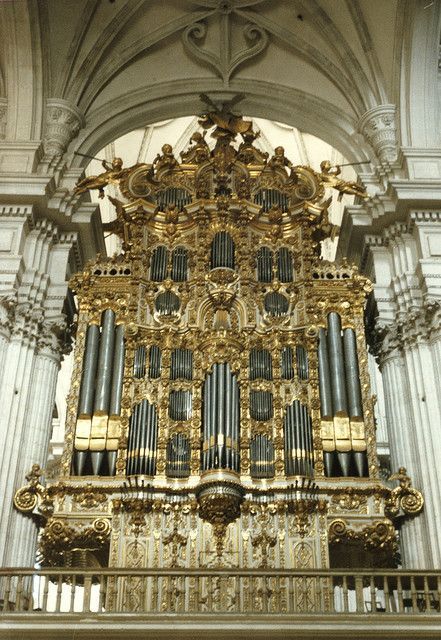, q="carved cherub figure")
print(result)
[181,131,210,164]
[237,129,268,165]
[267,146,293,171]
[319,160,368,201]
[154,144,178,171]
[74,157,125,199]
